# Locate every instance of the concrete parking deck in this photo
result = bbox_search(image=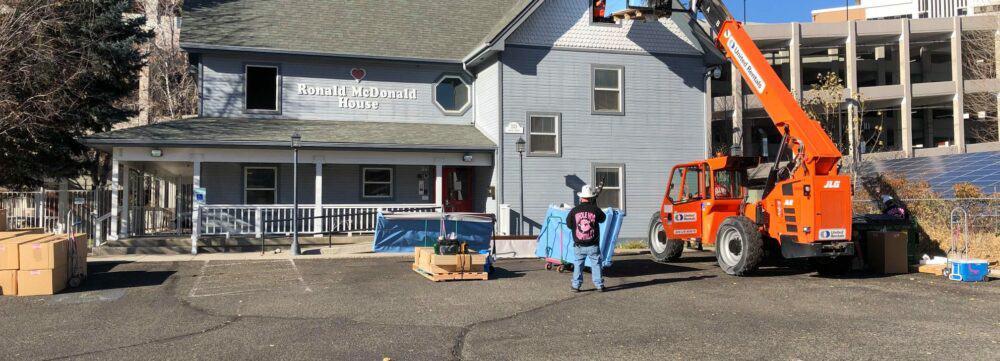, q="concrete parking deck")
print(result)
[1,252,998,360]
